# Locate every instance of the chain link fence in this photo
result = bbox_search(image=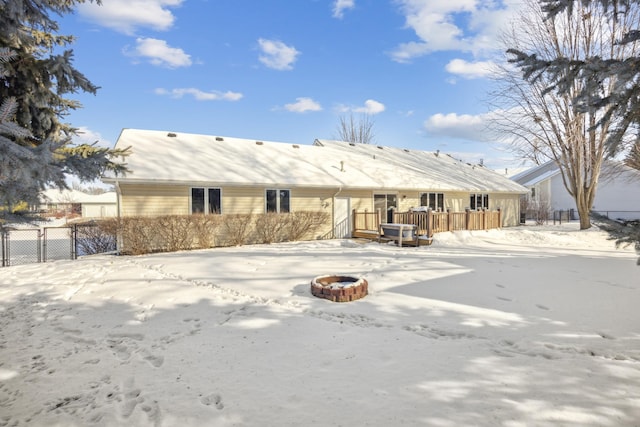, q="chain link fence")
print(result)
[1,223,116,267]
